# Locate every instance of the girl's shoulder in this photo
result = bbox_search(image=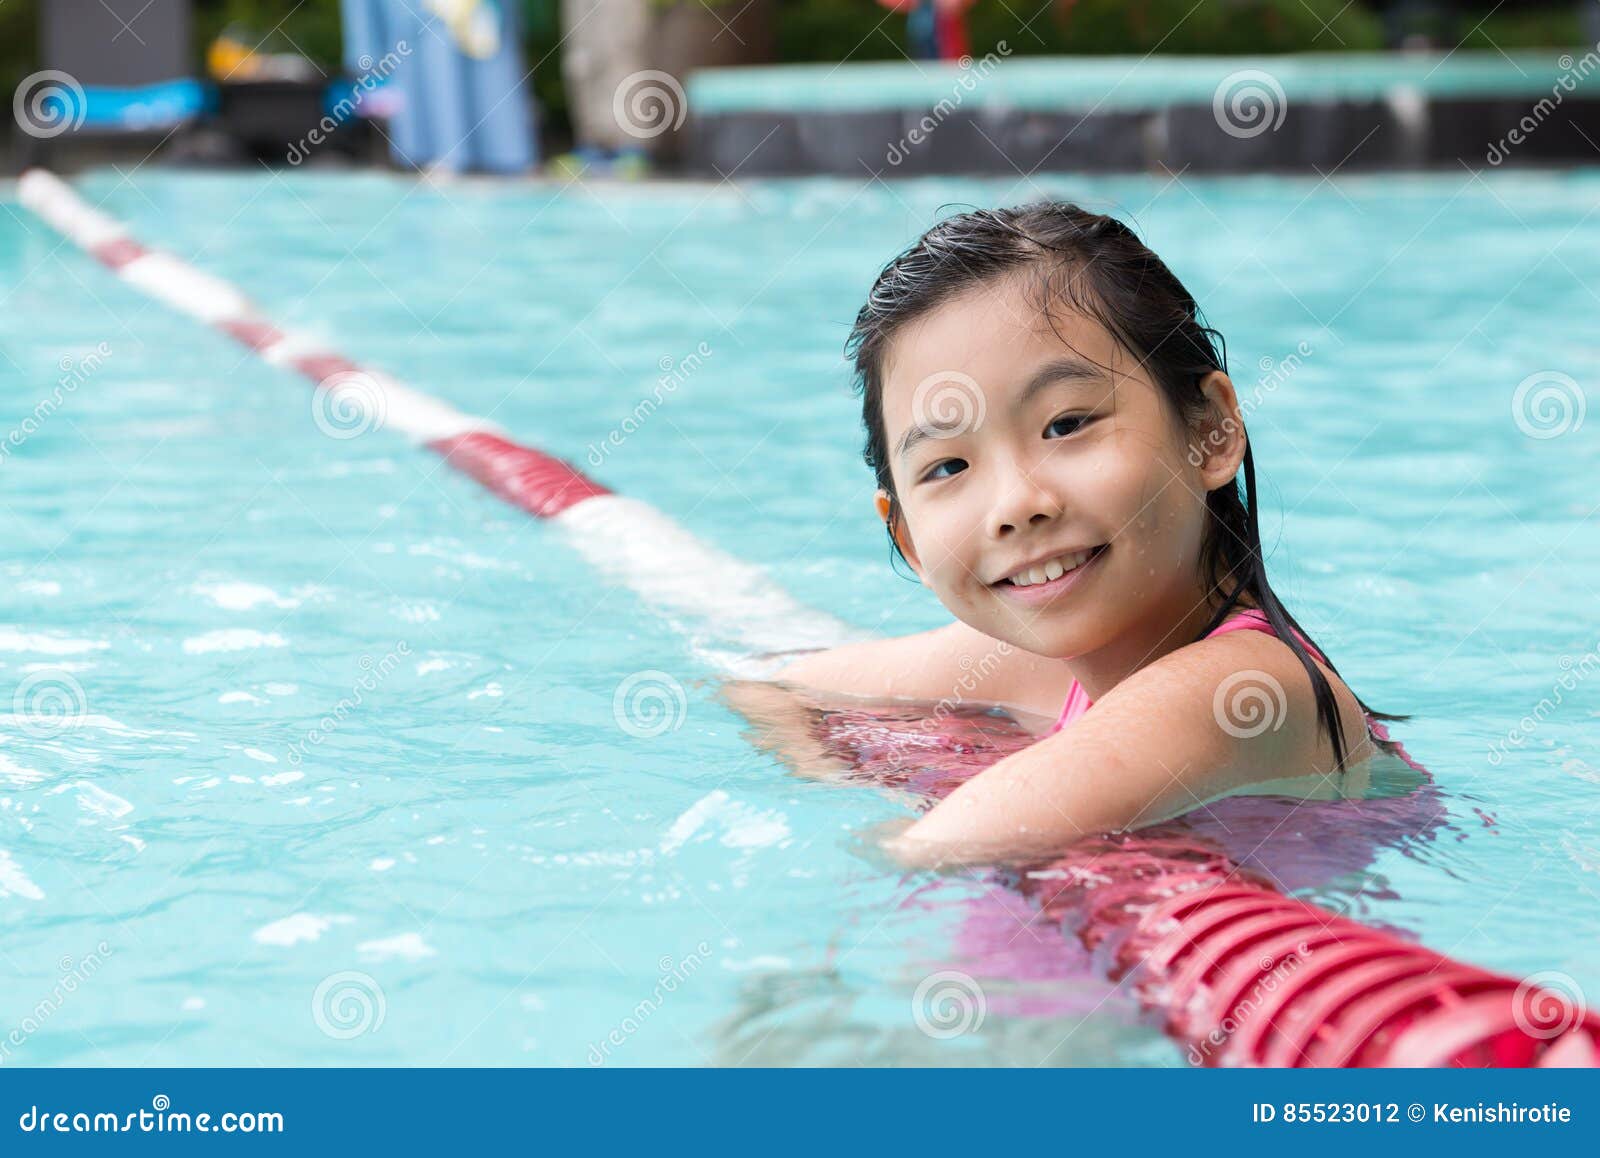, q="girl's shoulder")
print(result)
[1186,612,1375,773]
